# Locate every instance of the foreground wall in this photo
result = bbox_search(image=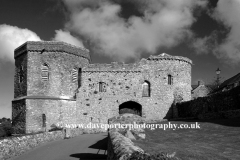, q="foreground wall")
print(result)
[0,131,64,160]
[0,128,106,160]
[107,114,179,160]
[108,130,144,160]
